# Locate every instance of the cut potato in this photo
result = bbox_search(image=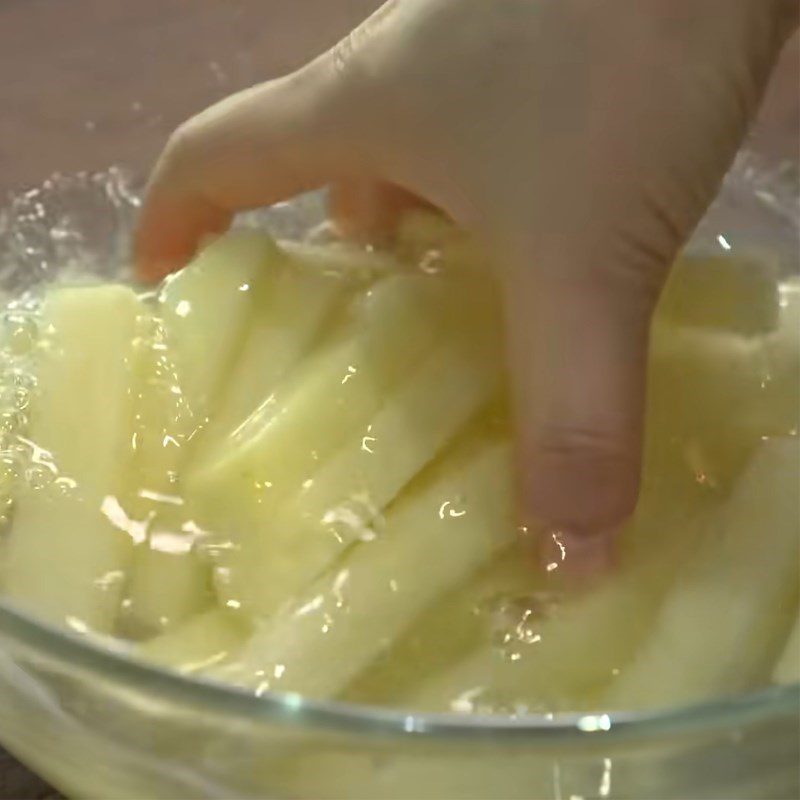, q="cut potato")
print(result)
[773,611,800,686]
[344,546,539,706]
[3,286,141,631]
[196,244,373,456]
[279,240,401,279]
[121,312,210,634]
[128,311,198,490]
[414,483,713,713]
[137,607,250,674]
[647,313,799,490]
[658,256,780,335]
[605,438,800,710]
[124,234,302,632]
[403,645,508,714]
[123,534,212,637]
[159,230,280,420]
[215,339,501,616]
[394,211,489,279]
[187,273,473,538]
[209,437,515,699]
